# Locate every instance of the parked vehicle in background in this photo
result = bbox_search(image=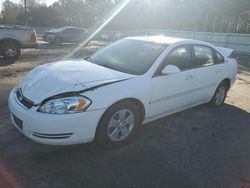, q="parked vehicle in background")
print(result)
[0,25,38,59]
[42,26,89,45]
